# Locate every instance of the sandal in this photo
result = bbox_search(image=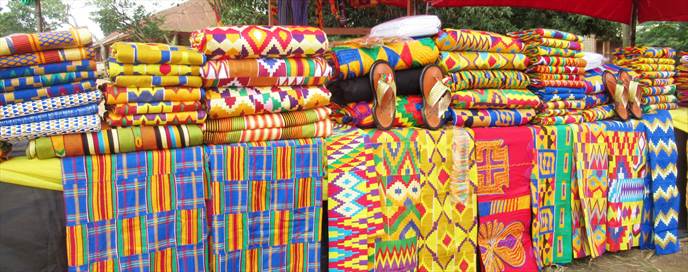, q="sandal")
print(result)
[370,61,396,130]
[619,71,643,119]
[603,71,629,121]
[420,65,450,130]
